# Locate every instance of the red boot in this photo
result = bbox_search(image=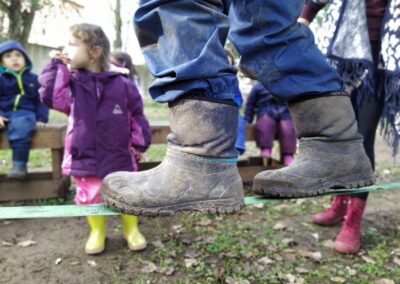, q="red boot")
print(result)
[313,195,349,226]
[334,197,367,254]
